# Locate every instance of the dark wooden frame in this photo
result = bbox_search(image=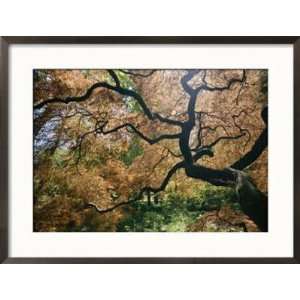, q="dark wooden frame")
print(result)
[0,36,299,264]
